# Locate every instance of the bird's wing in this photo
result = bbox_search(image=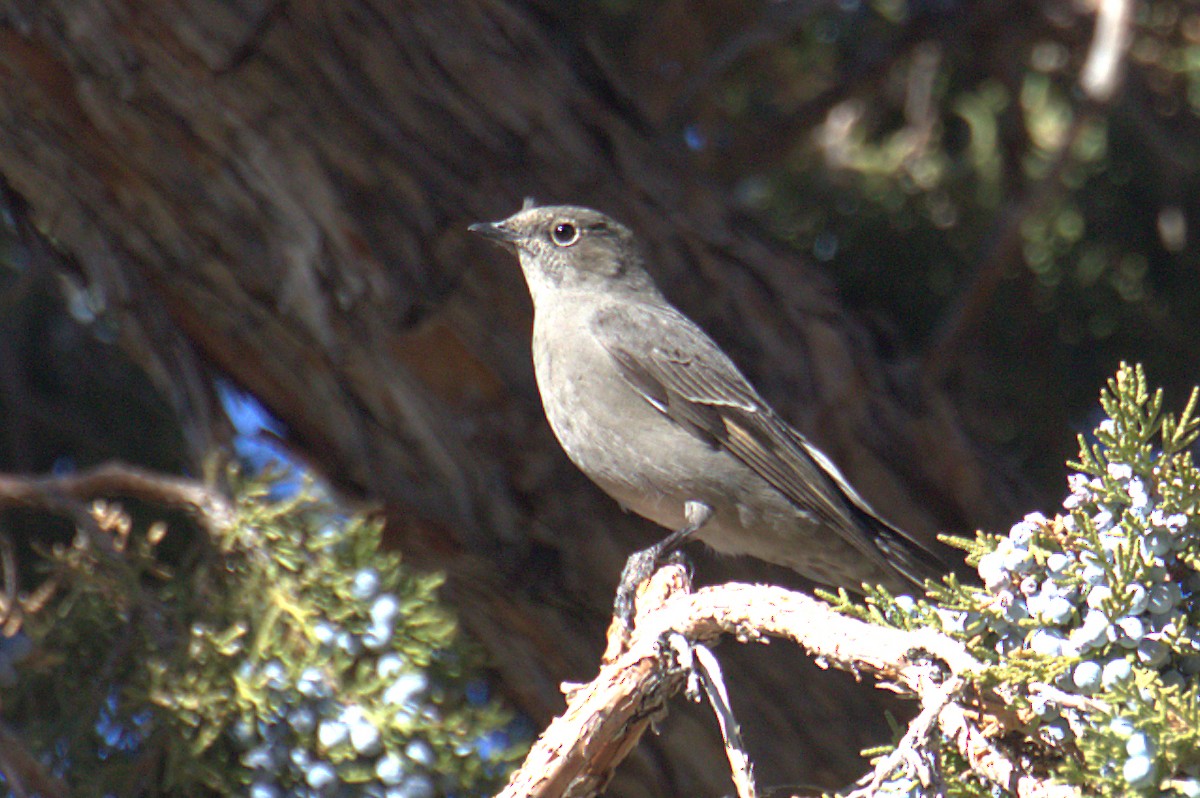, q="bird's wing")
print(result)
[591,300,890,566]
